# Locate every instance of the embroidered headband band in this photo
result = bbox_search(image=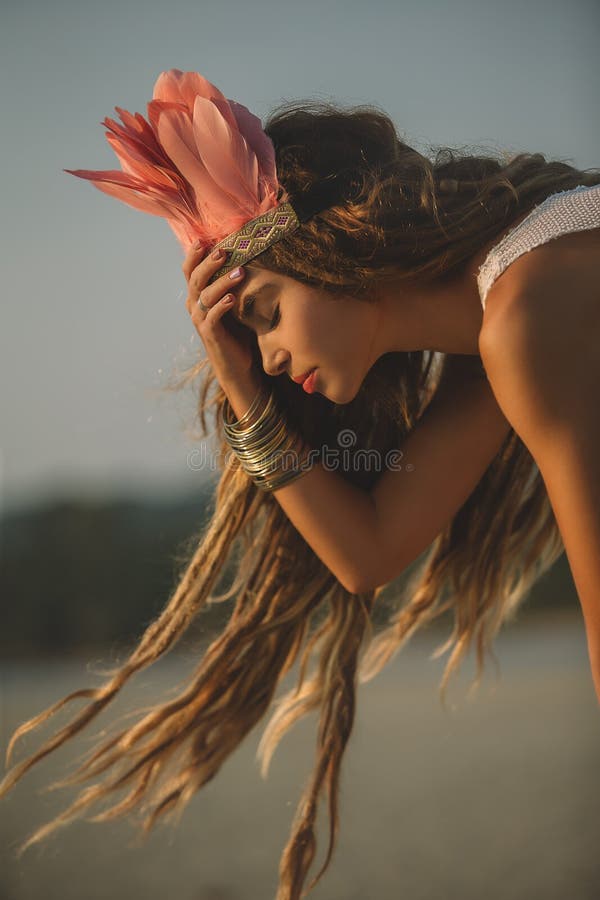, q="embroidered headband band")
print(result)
[64,68,355,285]
[207,173,355,282]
